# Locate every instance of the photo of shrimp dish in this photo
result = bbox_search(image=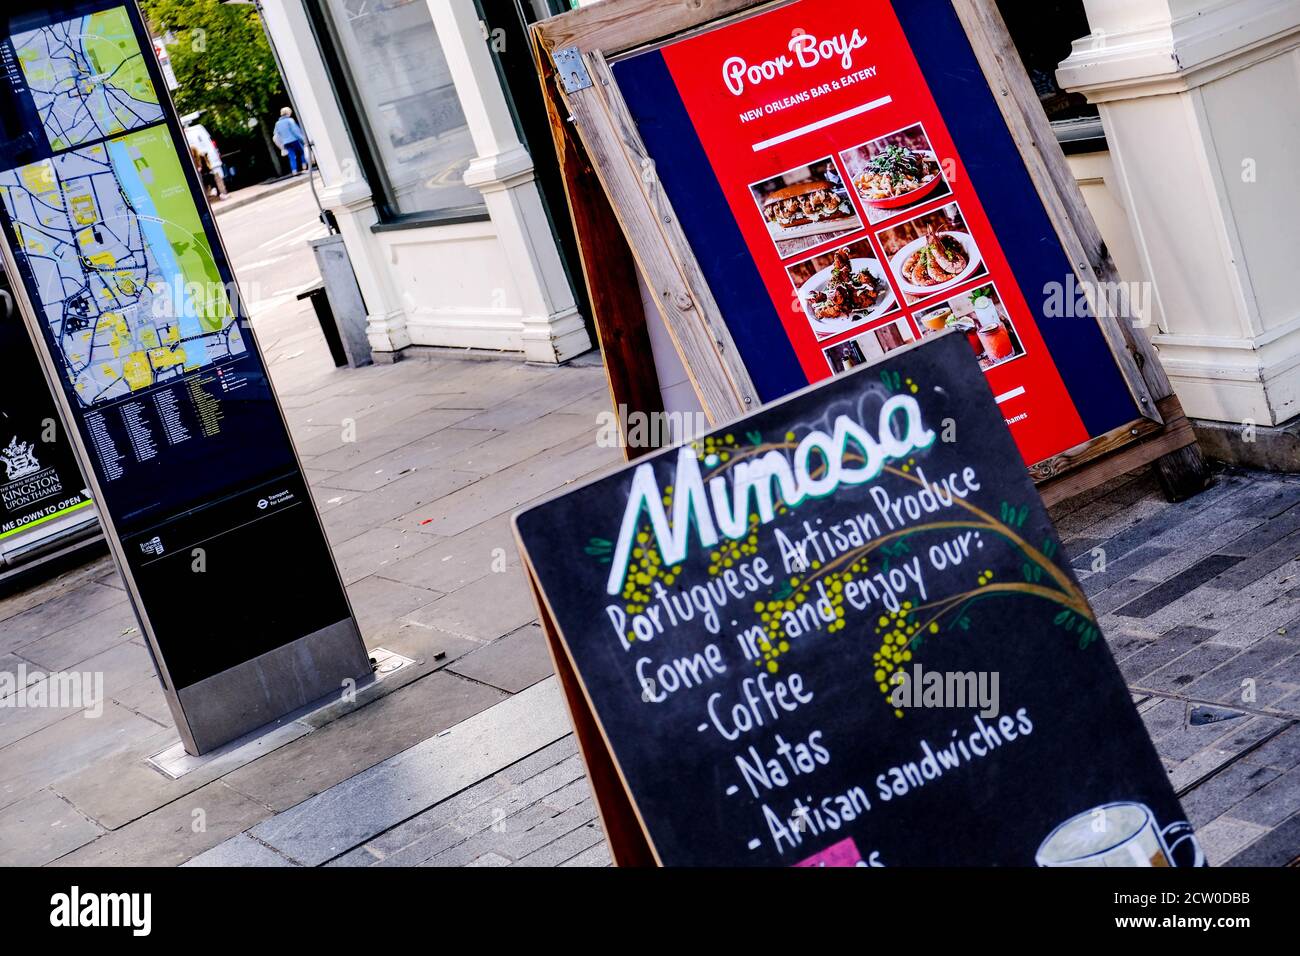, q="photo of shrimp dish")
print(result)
[900,228,969,288]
